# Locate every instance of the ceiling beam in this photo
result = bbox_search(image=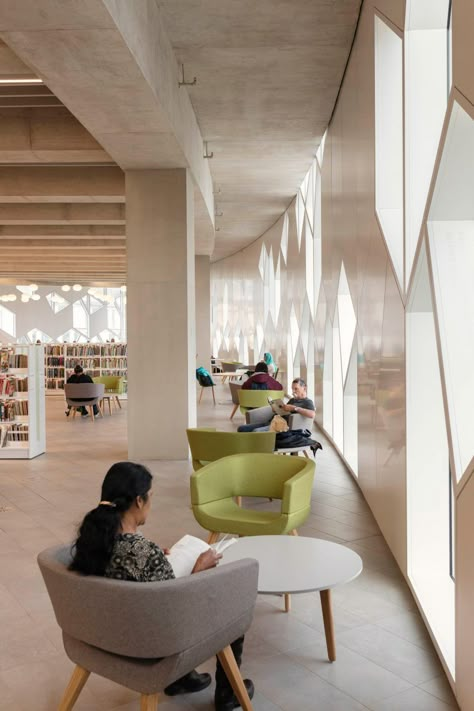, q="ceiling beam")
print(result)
[0,107,113,163]
[0,203,125,224]
[0,224,125,237]
[0,166,124,202]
